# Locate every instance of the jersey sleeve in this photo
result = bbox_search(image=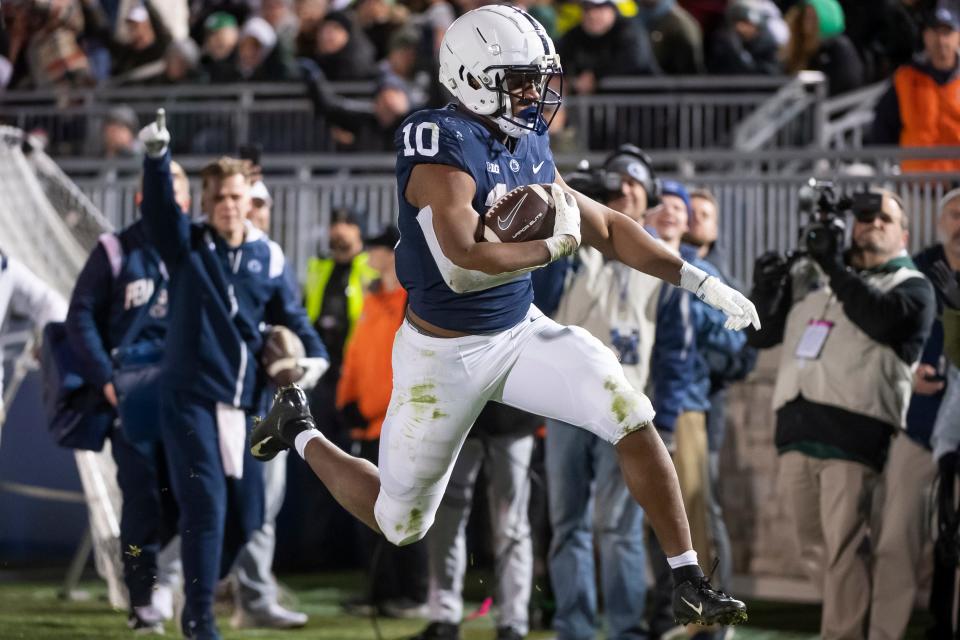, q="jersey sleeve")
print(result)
[395,112,469,176]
